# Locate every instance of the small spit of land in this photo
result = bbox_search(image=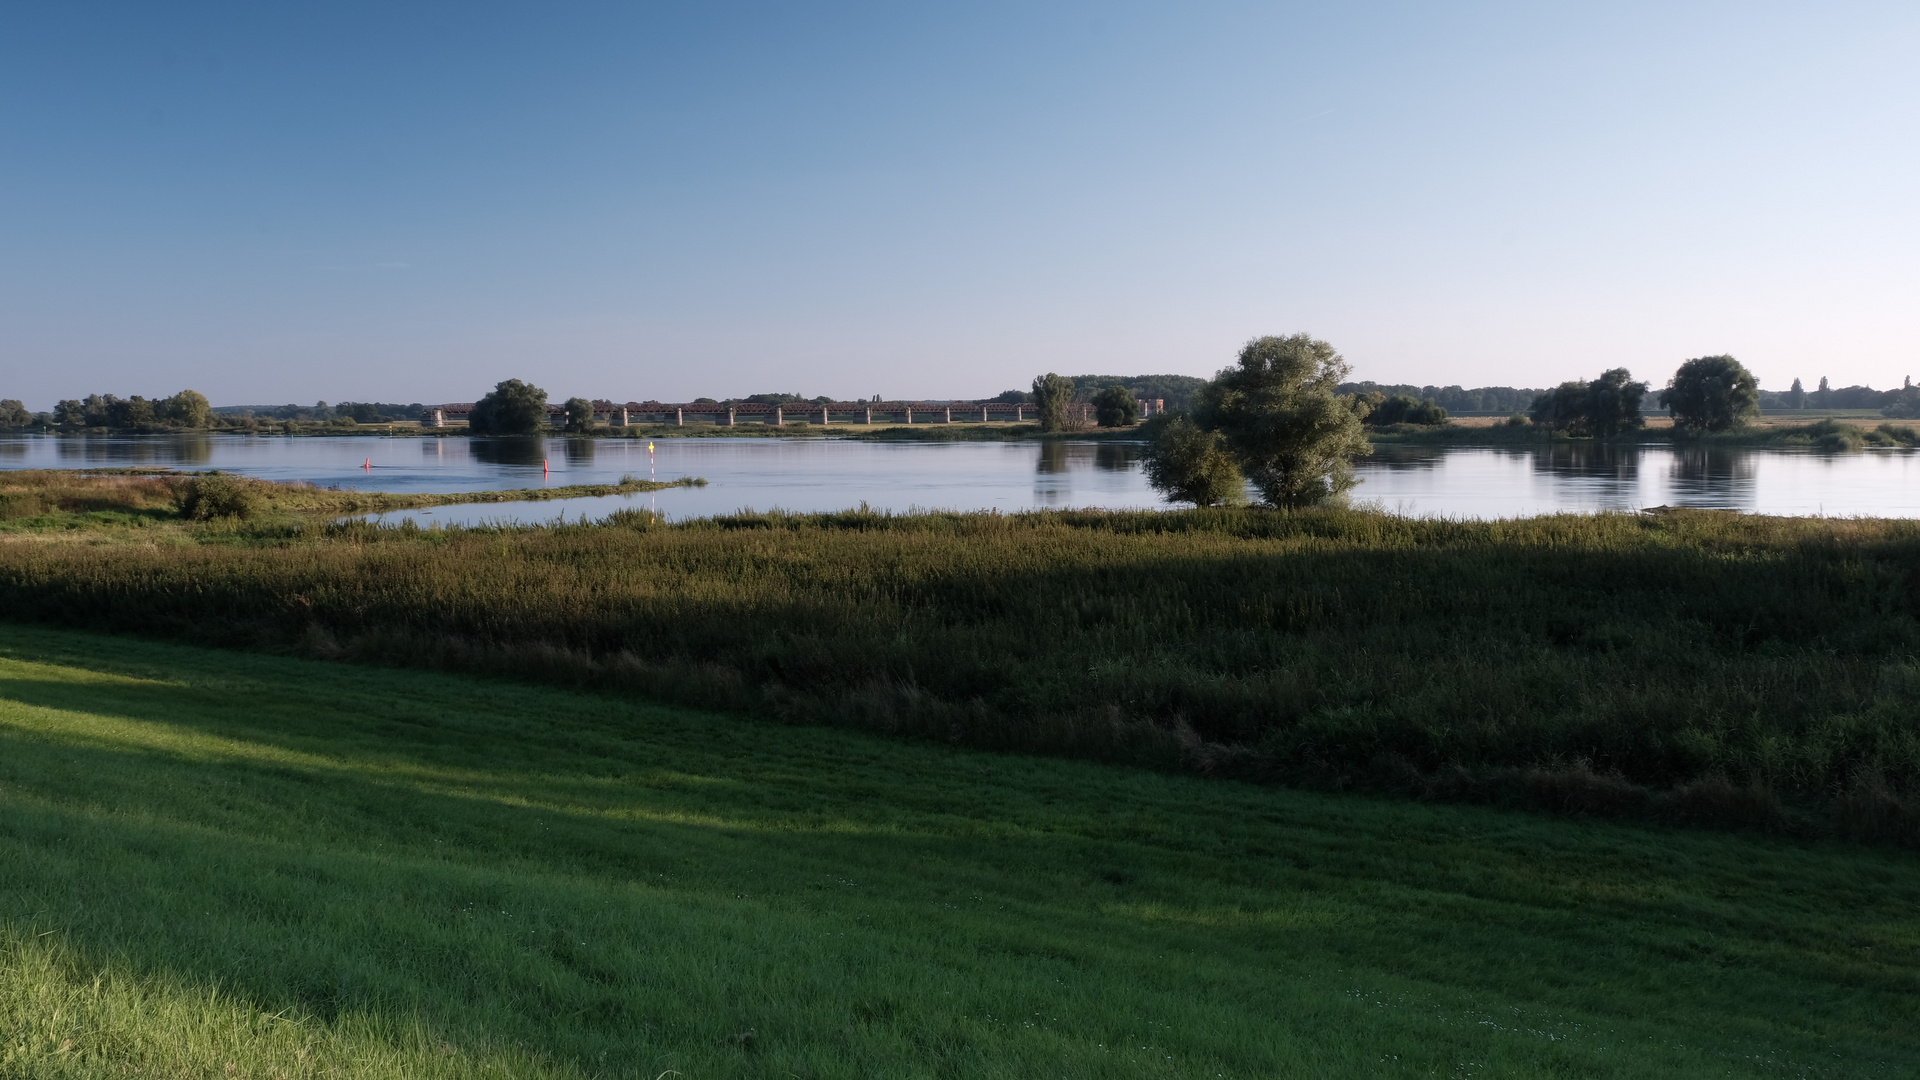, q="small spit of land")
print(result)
[1,624,1916,1077]
[0,468,701,535]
